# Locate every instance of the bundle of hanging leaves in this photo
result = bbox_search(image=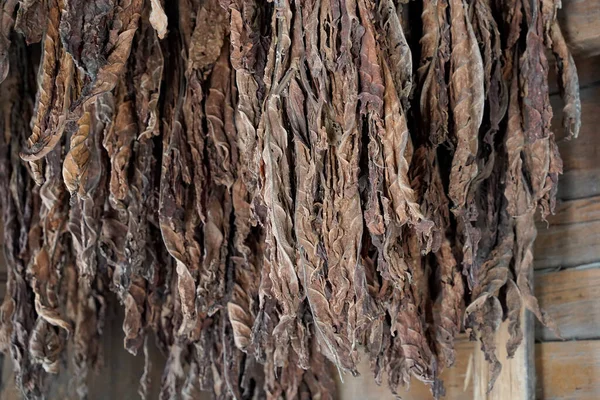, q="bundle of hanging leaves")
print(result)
[0,0,581,398]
